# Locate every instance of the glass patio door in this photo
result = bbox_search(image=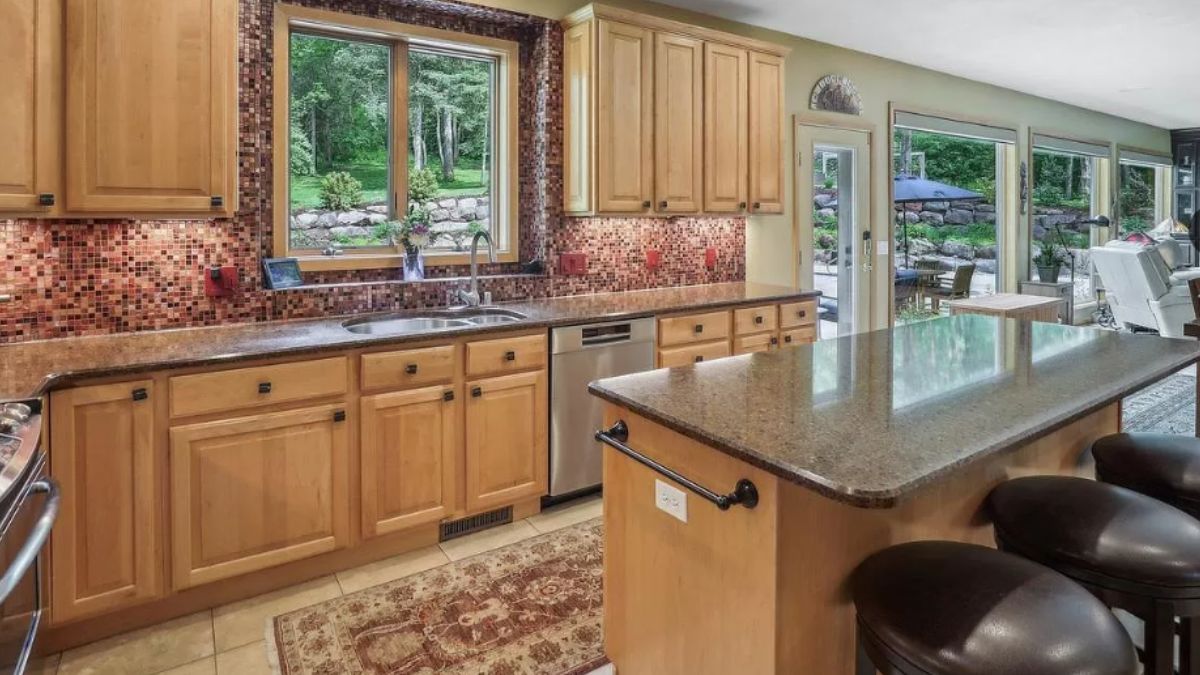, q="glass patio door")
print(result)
[796,124,871,338]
